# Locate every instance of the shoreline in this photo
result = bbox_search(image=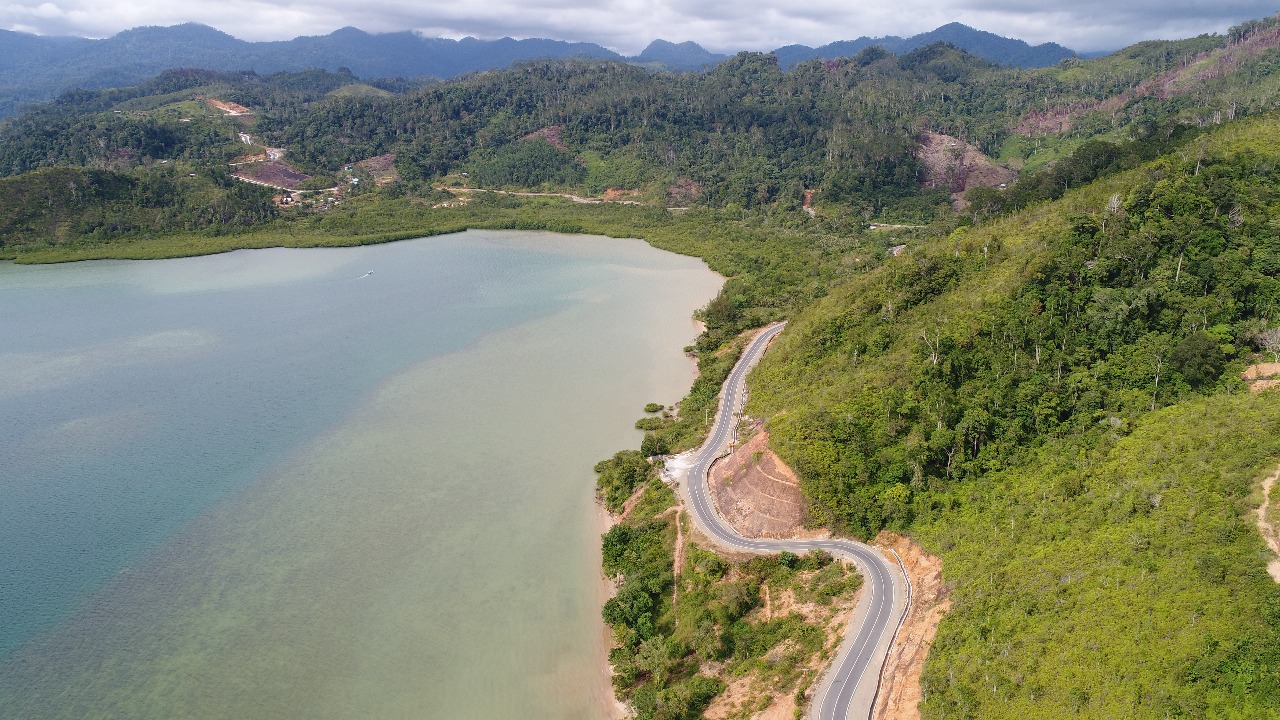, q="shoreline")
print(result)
[2,200,705,266]
[591,313,717,719]
[594,502,629,720]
